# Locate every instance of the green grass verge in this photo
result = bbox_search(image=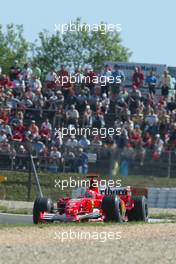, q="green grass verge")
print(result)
[1,170,176,202]
[0,205,32,215]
